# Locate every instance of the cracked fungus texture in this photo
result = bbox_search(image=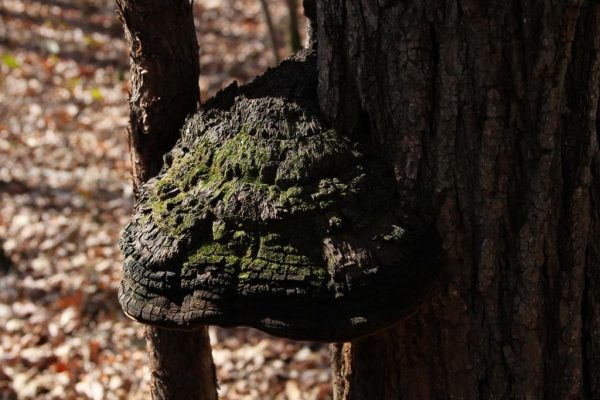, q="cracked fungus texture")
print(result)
[119,53,439,341]
[138,98,369,292]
